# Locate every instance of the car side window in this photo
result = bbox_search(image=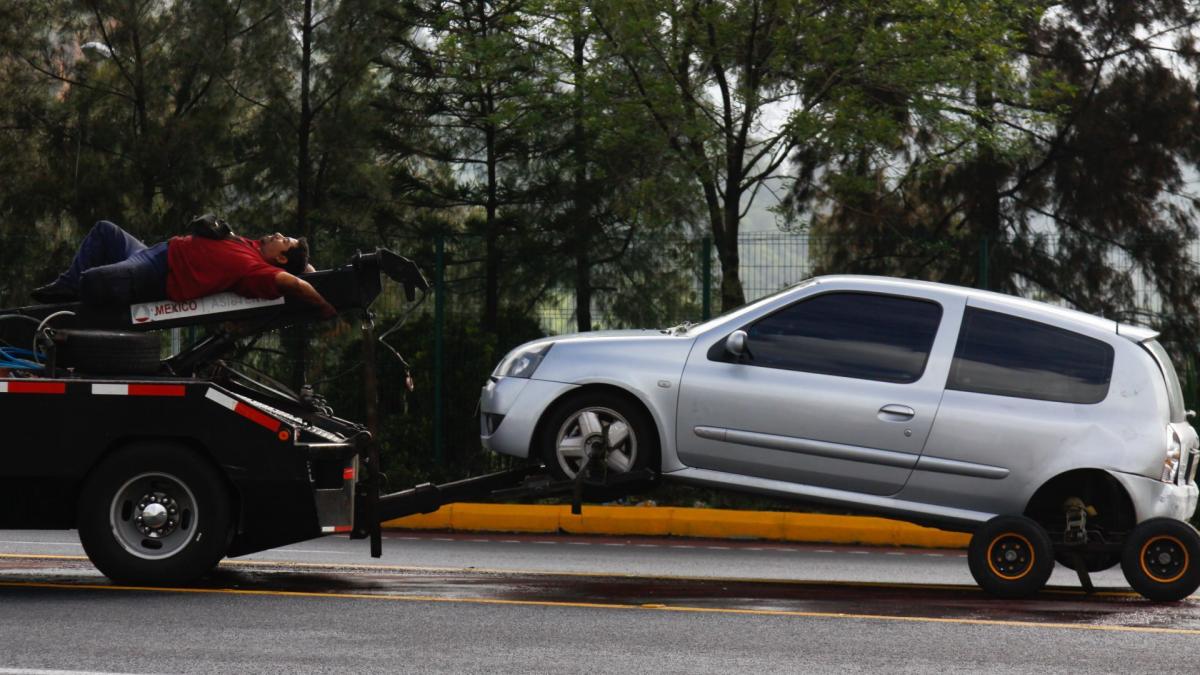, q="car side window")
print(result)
[732,292,943,384]
[947,307,1114,404]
